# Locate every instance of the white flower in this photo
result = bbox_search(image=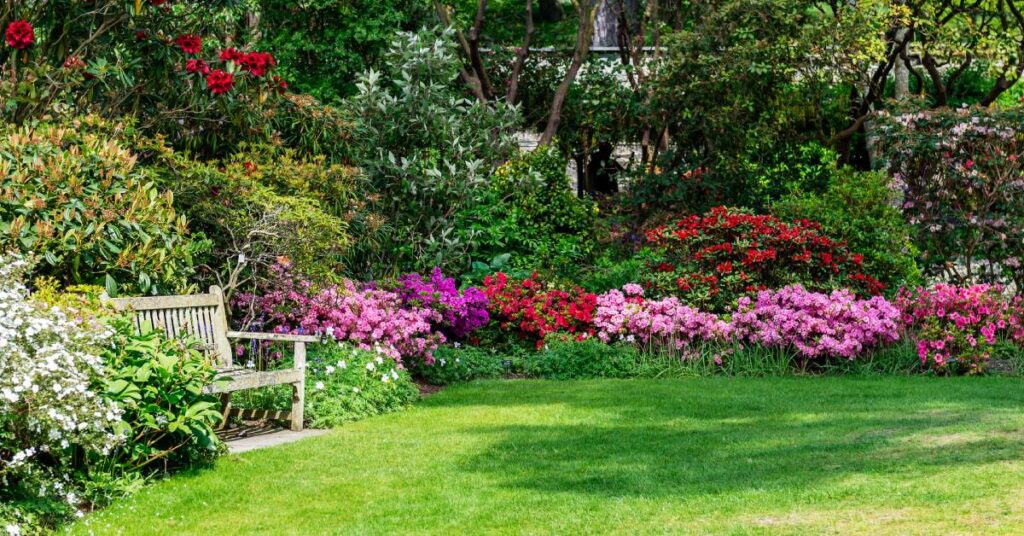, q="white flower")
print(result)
[453,341,461,348]
[325,365,336,374]
[375,356,384,365]
[6,524,21,536]
[381,374,389,383]
[315,382,325,390]
[337,360,347,369]
[366,362,376,371]
[390,370,398,380]
[352,386,360,393]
